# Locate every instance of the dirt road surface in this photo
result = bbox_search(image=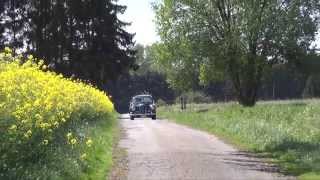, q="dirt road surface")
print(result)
[118,114,294,180]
